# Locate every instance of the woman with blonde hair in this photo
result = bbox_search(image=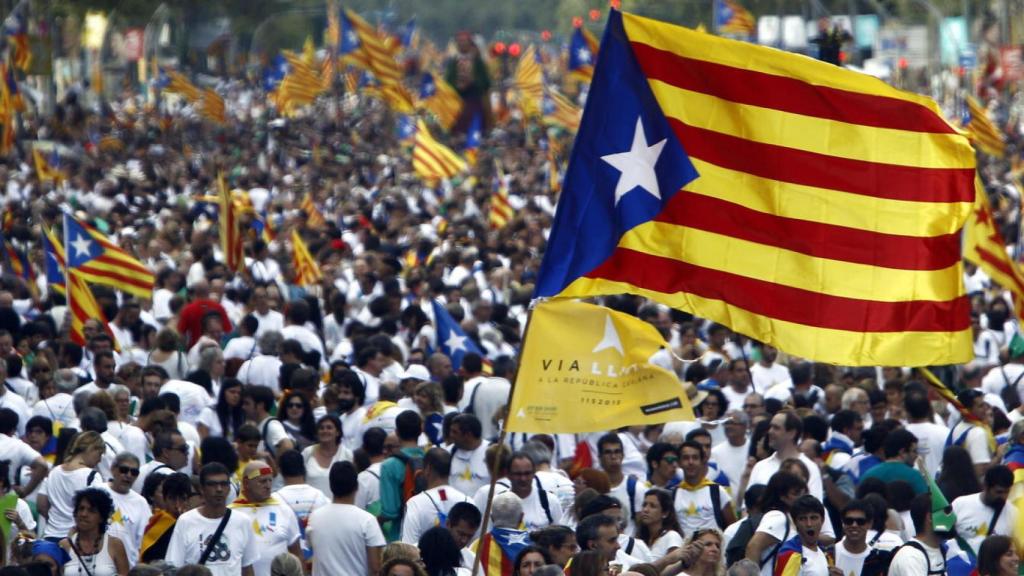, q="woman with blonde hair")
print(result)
[414,381,446,445]
[676,528,724,576]
[38,431,107,539]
